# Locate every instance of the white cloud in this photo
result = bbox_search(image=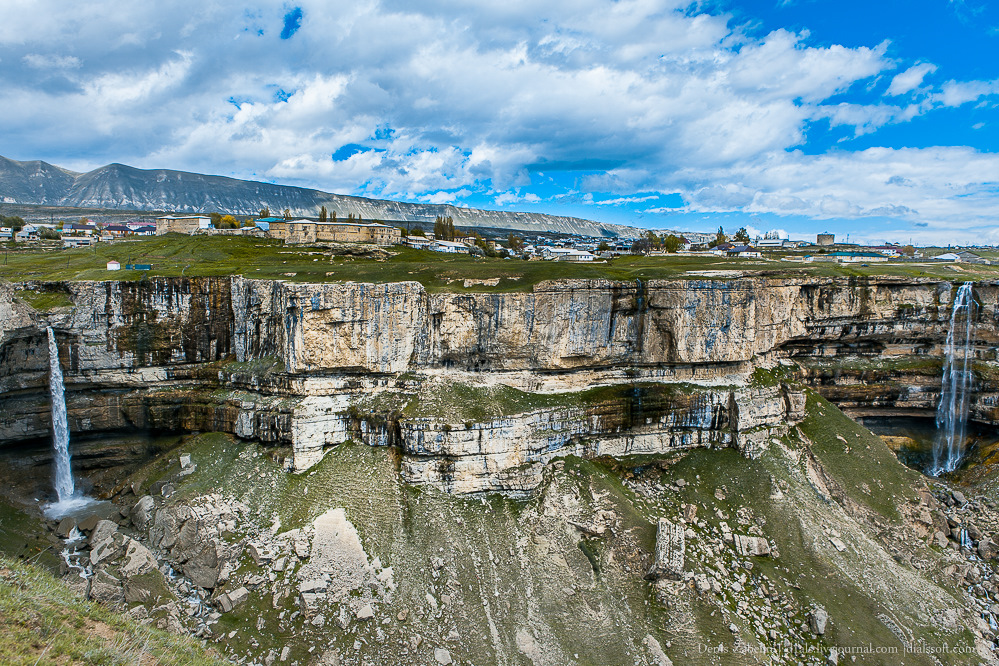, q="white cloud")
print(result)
[593,195,659,205]
[22,53,81,69]
[932,79,999,107]
[0,0,994,236]
[887,62,937,96]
